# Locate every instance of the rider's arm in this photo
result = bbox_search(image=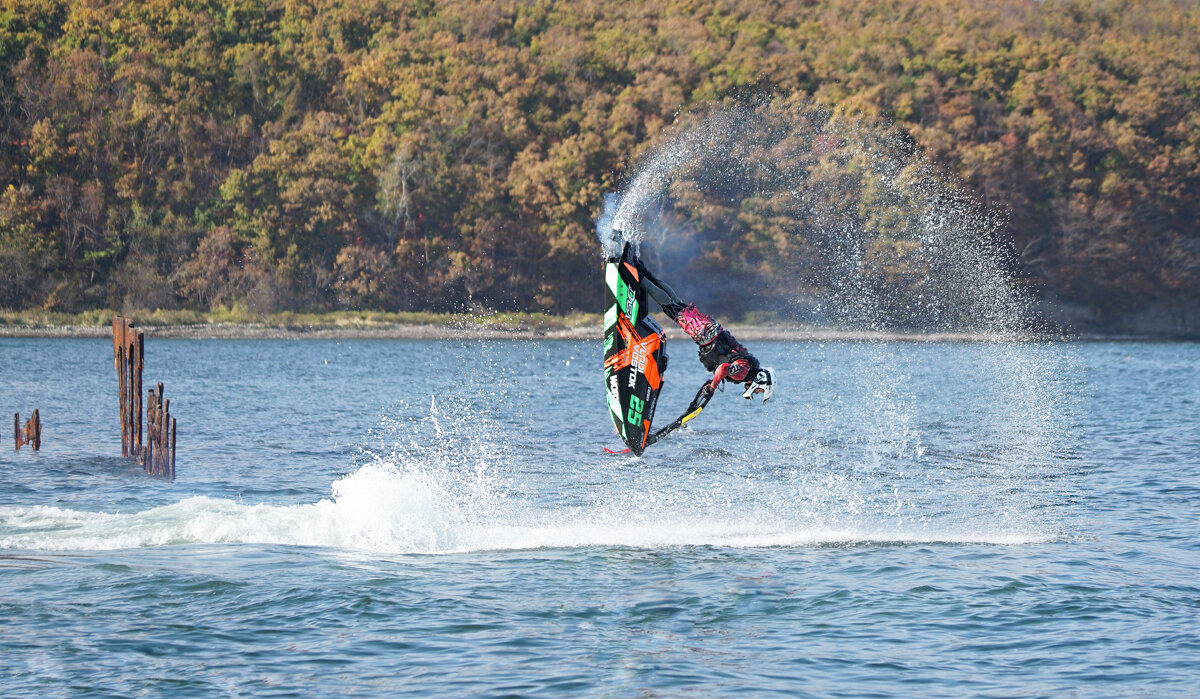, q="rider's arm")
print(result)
[709,363,730,390]
[710,358,755,390]
[726,357,753,382]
